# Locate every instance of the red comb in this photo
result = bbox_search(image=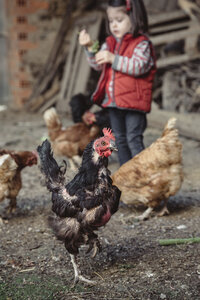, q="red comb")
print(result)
[102,128,115,141]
